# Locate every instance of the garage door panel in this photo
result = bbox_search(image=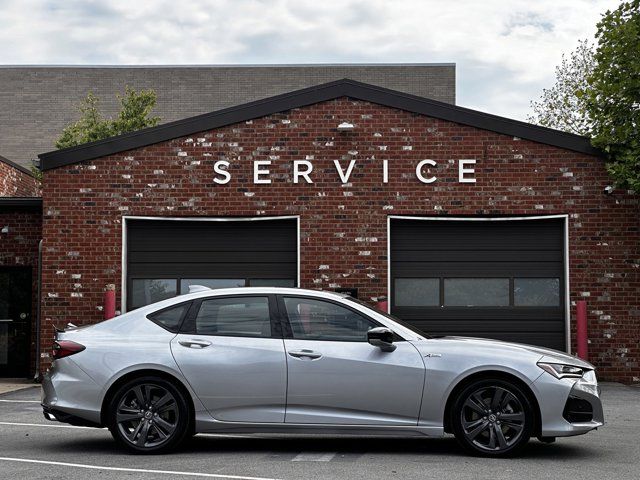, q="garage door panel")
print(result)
[128,262,297,278]
[392,262,563,276]
[391,250,563,262]
[129,233,296,252]
[395,308,564,321]
[390,218,566,350]
[129,251,297,264]
[392,227,562,250]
